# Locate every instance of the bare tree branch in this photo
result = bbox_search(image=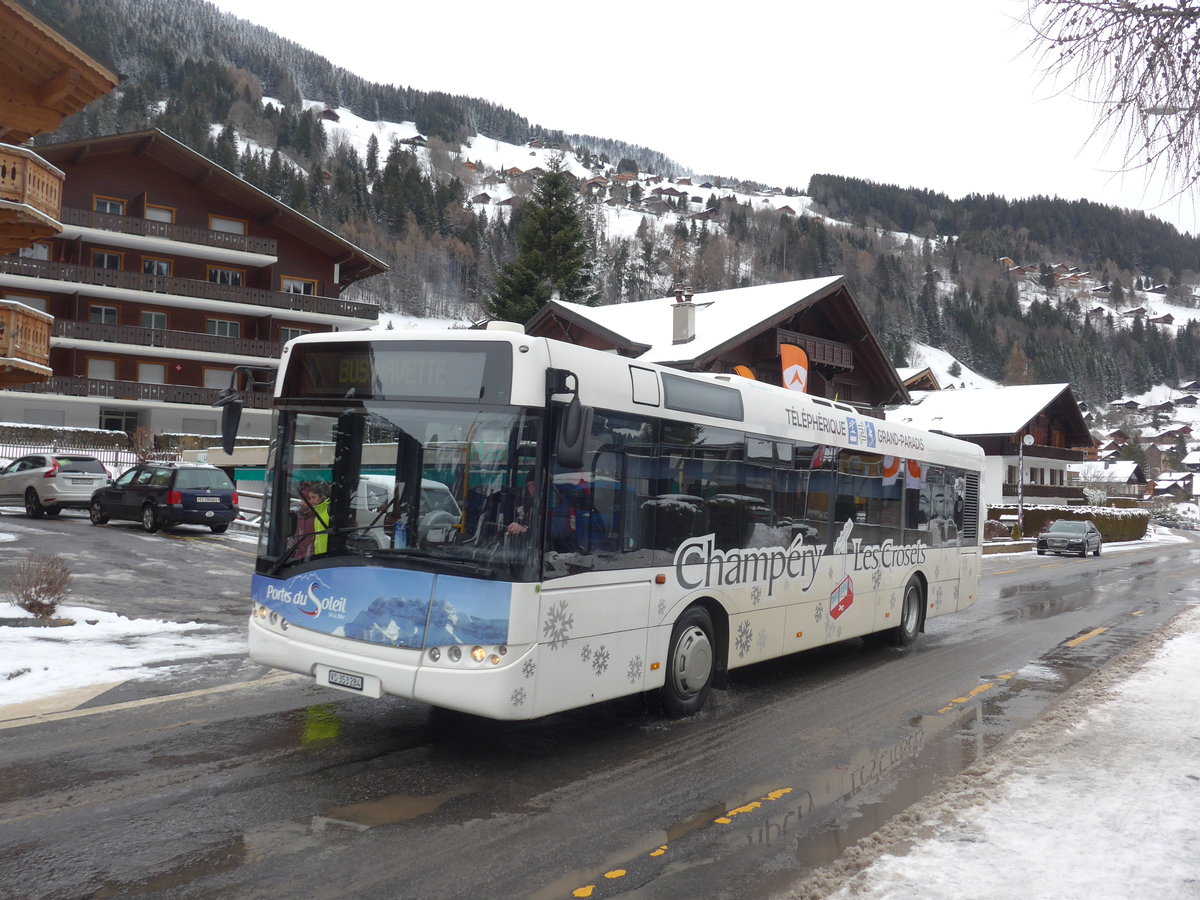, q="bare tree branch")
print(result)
[1024,1,1200,195]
